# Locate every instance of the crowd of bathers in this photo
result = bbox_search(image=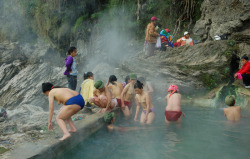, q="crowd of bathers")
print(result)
[41,36,250,140]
